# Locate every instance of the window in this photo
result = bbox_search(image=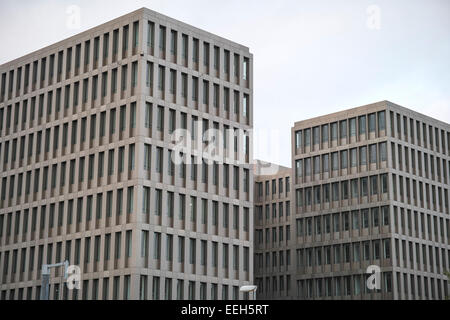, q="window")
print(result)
[169,30,177,55]
[158,66,165,91]
[322,125,329,143]
[155,189,162,216]
[313,126,320,145]
[146,62,153,88]
[147,22,154,49]
[380,142,387,162]
[378,111,386,131]
[349,118,356,137]
[193,38,199,63]
[192,77,198,102]
[339,120,347,138]
[153,232,161,259]
[369,113,376,133]
[331,122,337,140]
[156,106,164,131]
[304,128,310,146]
[213,46,219,70]
[360,146,367,166]
[381,174,388,194]
[359,115,366,134]
[369,144,377,163]
[331,152,338,171]
[238,55,248,81]
[341,150,348,169]
[360,177,368,197]
[159,26,166,51]
[295,130,302,149]
[243,94,249,117]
